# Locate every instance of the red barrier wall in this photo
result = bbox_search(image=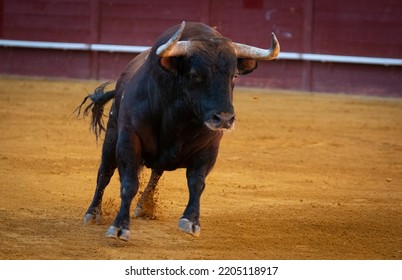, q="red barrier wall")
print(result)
[1,0,401,96]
